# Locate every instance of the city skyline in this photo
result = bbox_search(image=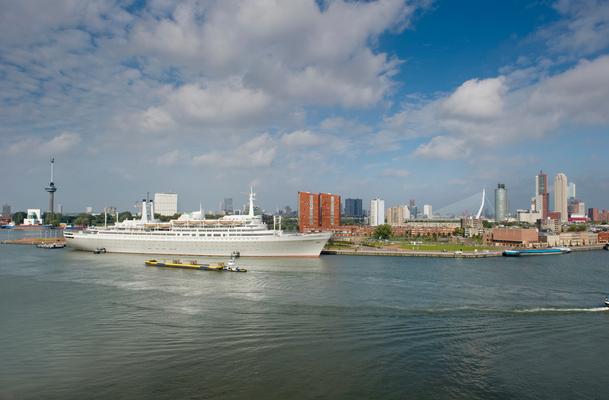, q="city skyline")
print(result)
[2,1,609,212]
[3,165,609,217]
